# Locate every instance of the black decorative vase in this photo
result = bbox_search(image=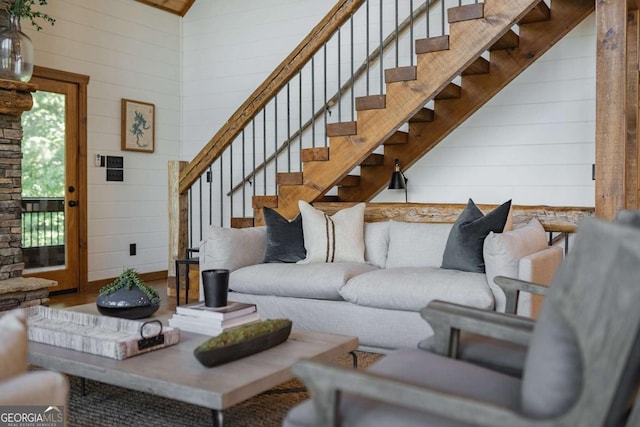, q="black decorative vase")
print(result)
[97,285,160,320]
